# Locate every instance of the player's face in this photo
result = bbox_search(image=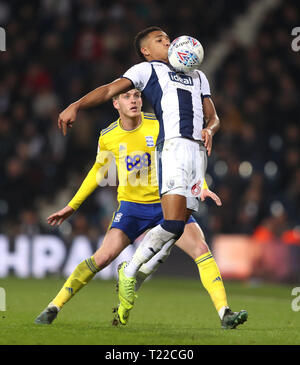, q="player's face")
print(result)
[141,31,170,62]
[113,89,142,118]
